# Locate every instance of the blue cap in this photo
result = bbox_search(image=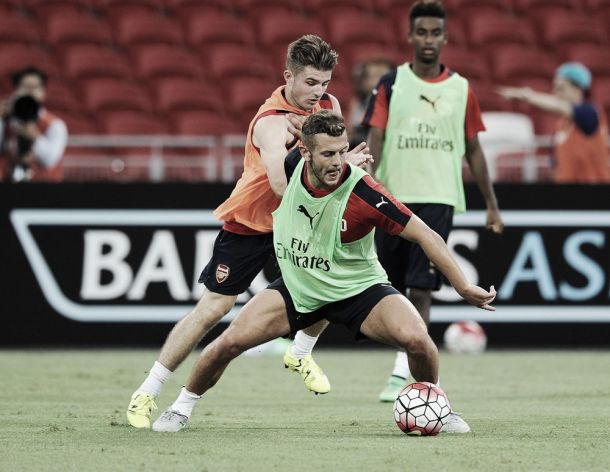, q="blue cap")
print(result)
[556,62,592,90]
